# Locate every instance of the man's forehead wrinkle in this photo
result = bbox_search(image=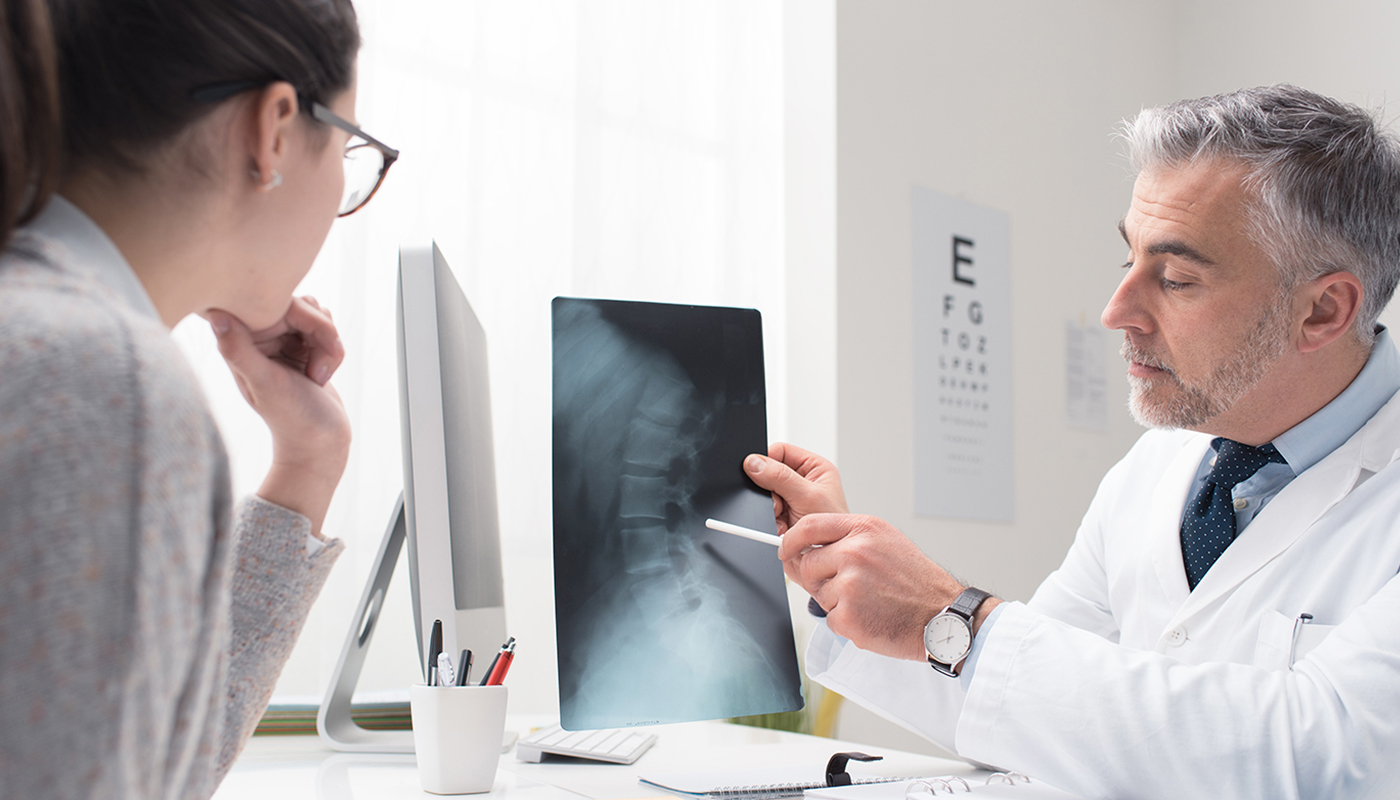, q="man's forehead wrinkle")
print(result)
[1134,192,1204,222]
[1125,199,1206,240]
[1122,163,1252,271]
[1122,204,1220,267]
